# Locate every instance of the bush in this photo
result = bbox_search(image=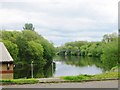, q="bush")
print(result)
[62,72,118,81]
[0,79,39,84]
[101,41,118,70]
